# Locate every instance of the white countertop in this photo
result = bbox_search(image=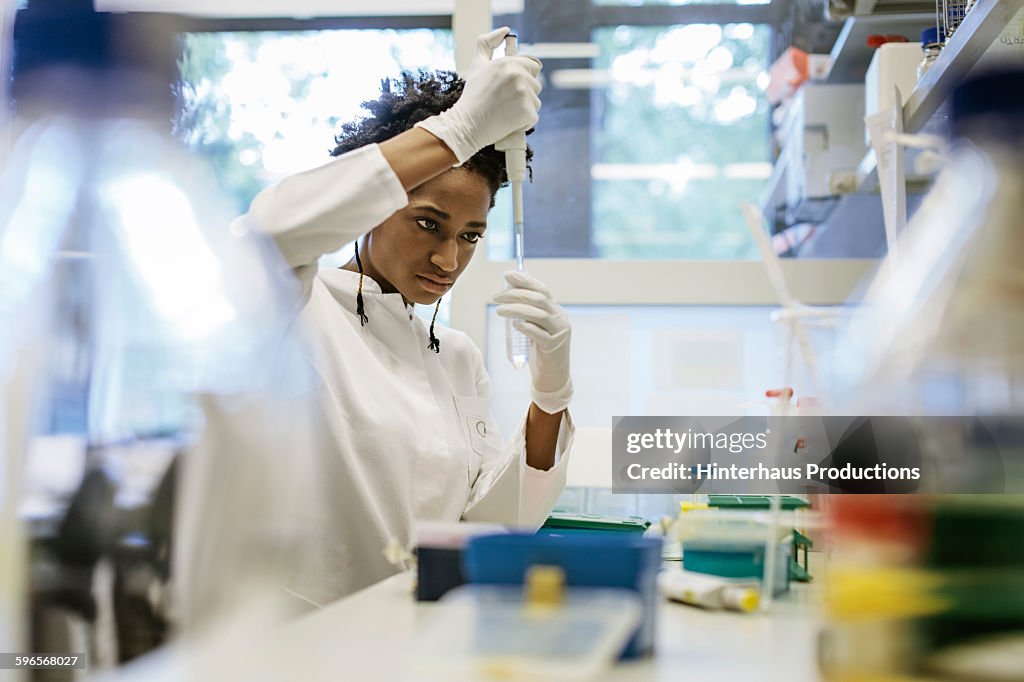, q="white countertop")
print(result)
[276,564,824,682]
[106,562,824,681]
